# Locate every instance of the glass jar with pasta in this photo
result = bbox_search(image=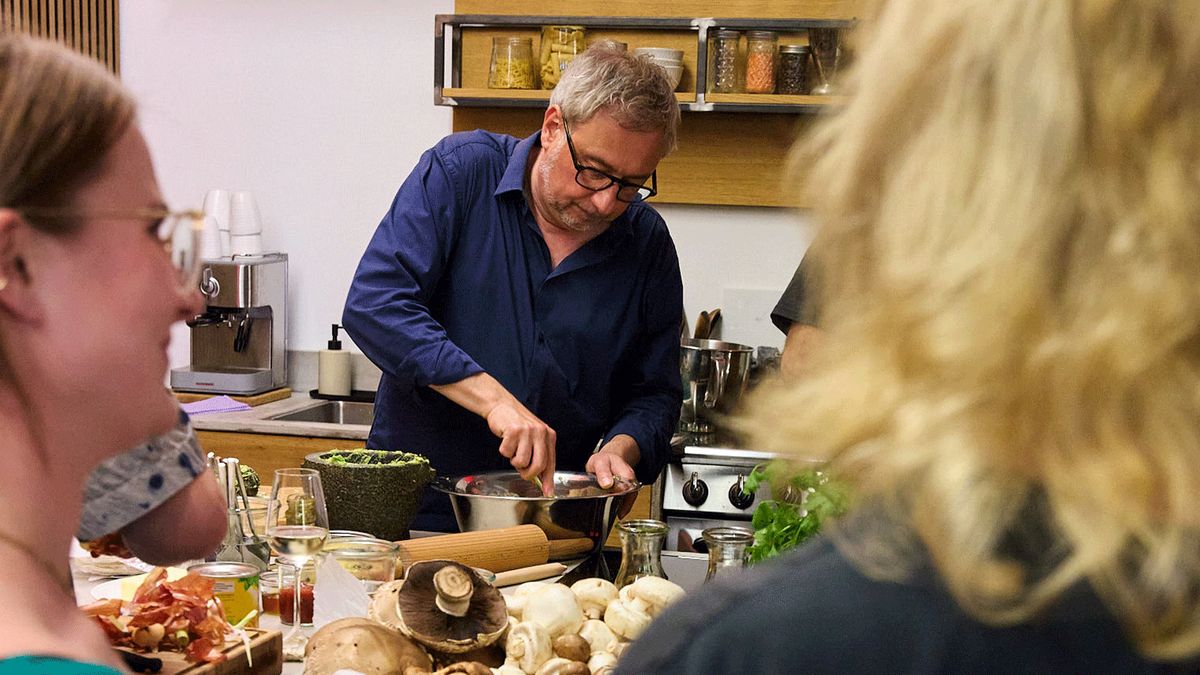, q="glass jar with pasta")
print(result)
[489,36,536,89]
[539,25,587,90]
